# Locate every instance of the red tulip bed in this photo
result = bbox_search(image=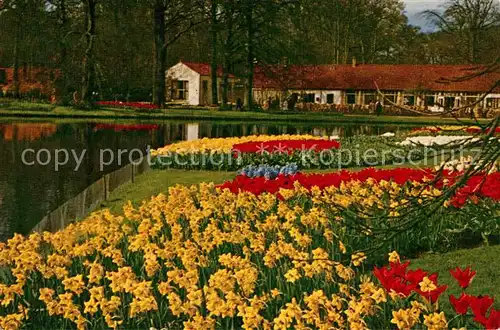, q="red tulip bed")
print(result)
[232,139,341,154]
[465,126,500,135]
[218,167,500,208]
[93,123,159,132]
[95,101,159,110]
